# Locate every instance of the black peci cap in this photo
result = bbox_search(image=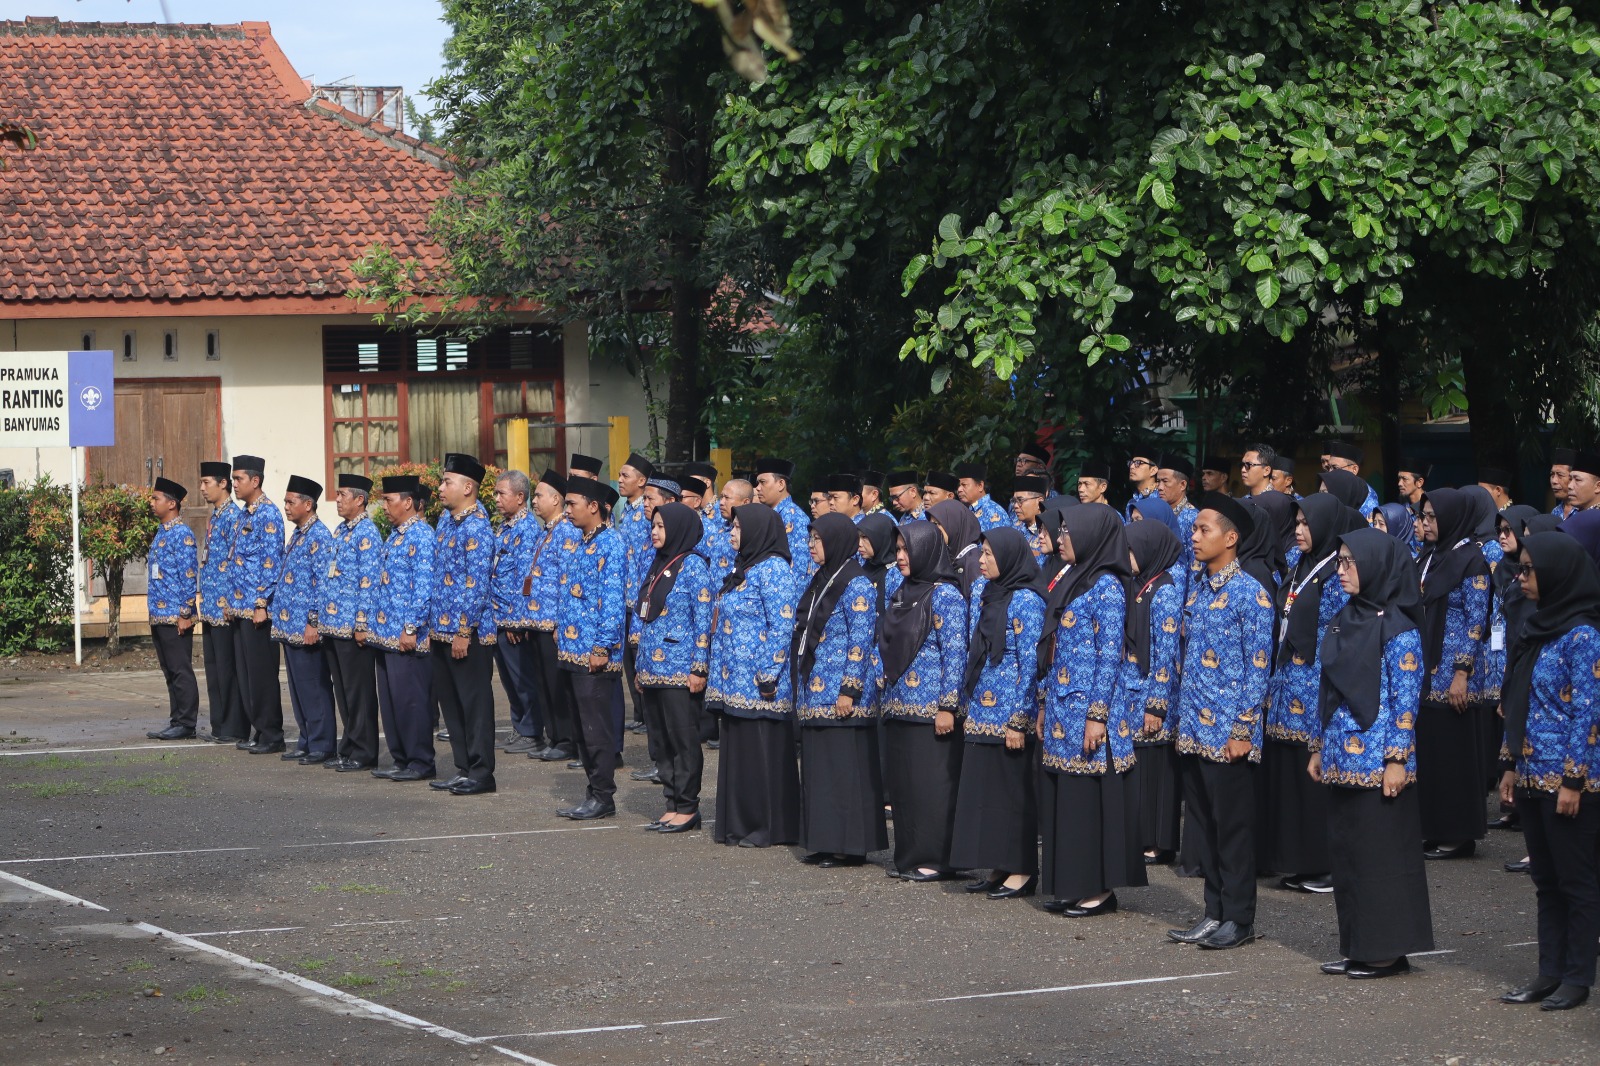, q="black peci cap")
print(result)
[1477,466,1515,490]
[382,474,420,495]
[570,453,603,475]
[754,457,795,479]
[860,469,886,488]
[1323,439,1364,464]
[1017,440,1051,463]
[152,477,187,503]
[623,452,656,479]
[1158,453,1194,480]
[1198,491,1256,539]
[1571,451,1600,479]
[1078,460,1112,482]
[200,461,232,481]
[443,453,486,484]
[1013,474,1050,496]
[567,477,619,506]
[232,454,265,475]
[684,461,718,481]
[1270,455,1295,476]
[338,473,373,493]
[886,470,920,488]
[538,469,567,495]
[1397,456,1431,478]
[953,461,987,482]
[1551,448,1576,468]
[1201,455,1232,475]
[926,470,960,493]
[285,475,322,500]
[825,473,863,495]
